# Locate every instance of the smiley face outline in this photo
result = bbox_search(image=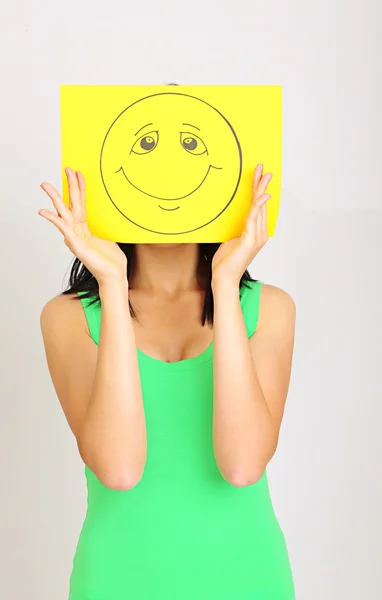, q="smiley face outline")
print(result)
[100,92,242,235]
